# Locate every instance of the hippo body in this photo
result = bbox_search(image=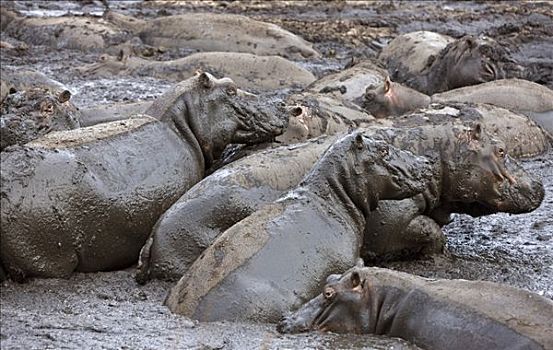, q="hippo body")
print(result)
[80,100,153,127]
[3,11,133,53]
[306,60,386,105]
[1,88,80,151]
[136,136,337,283]
[278,264,553,350]
[0,73,285,280]
[432,79,553,134]
[362,110,545,260]
[78,52,316,92]
[380,31,513,94]
[1,68,70,96]
[364,81,550,157]
[165,133,432,322]
[106,11,319,59]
